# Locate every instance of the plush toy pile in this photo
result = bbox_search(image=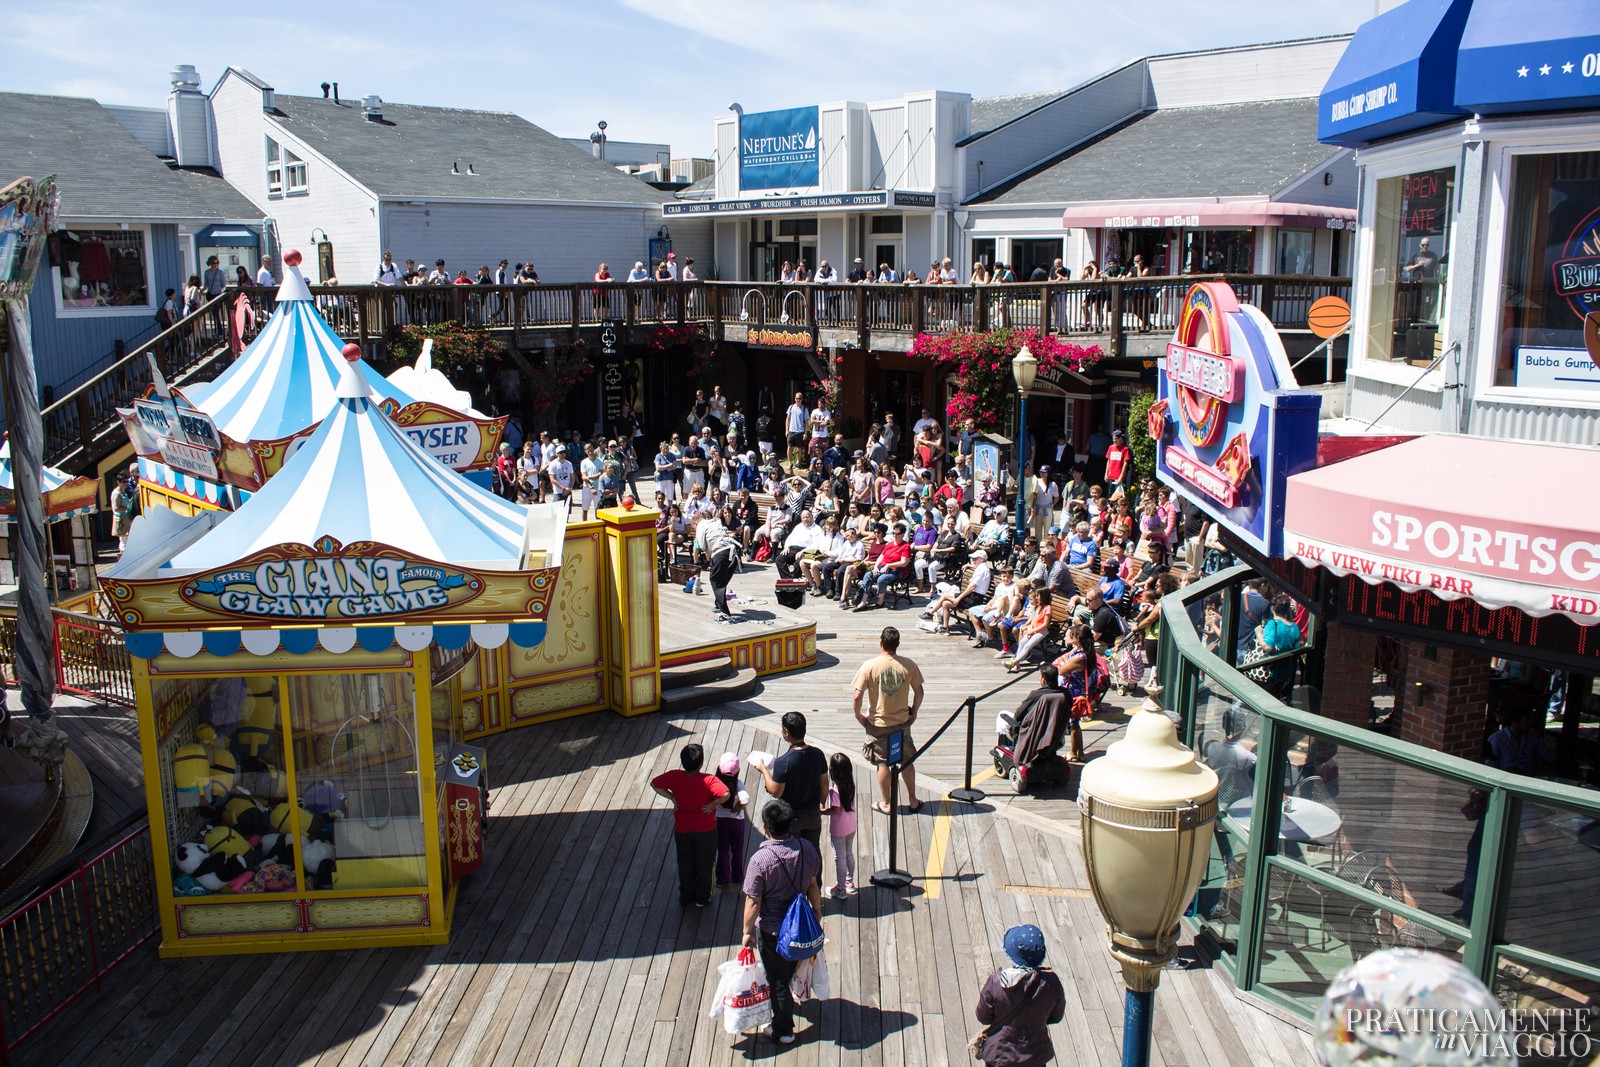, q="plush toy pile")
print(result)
[171,677,345,896]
